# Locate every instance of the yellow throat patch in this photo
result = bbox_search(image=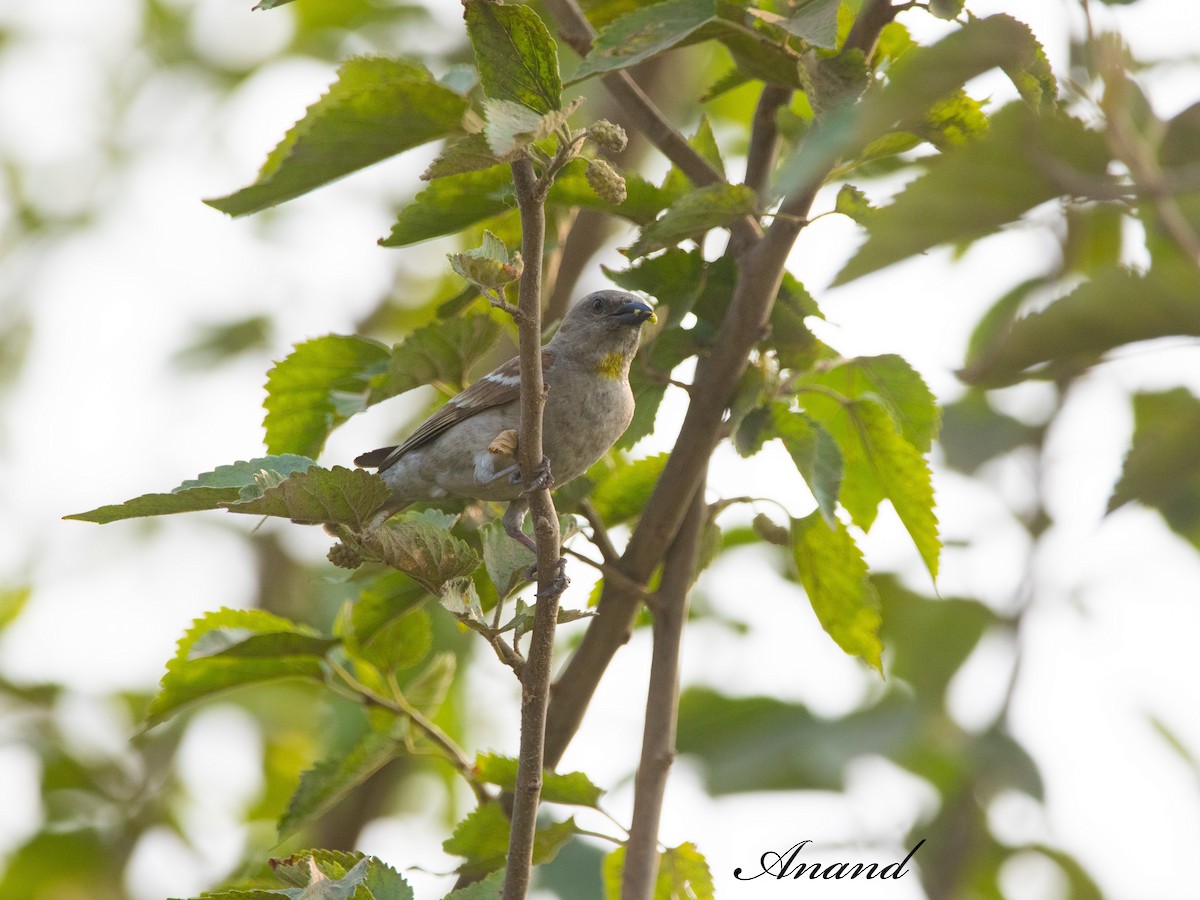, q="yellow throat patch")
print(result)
[595,351,626,379]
